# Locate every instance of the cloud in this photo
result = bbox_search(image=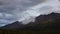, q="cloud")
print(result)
[0,0,60,26]
[0,0,45,26]
[19,0,60,24]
